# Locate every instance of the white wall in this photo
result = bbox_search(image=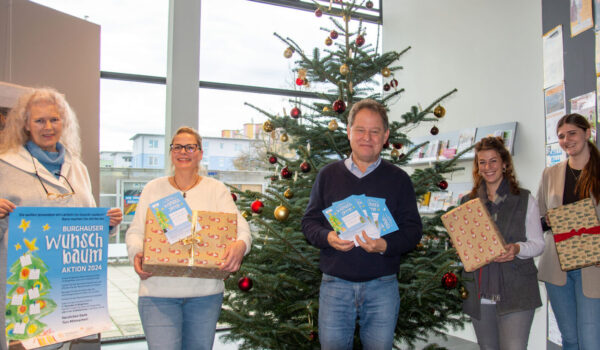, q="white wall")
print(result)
[383,0,547,348]
[0,0,100,201]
